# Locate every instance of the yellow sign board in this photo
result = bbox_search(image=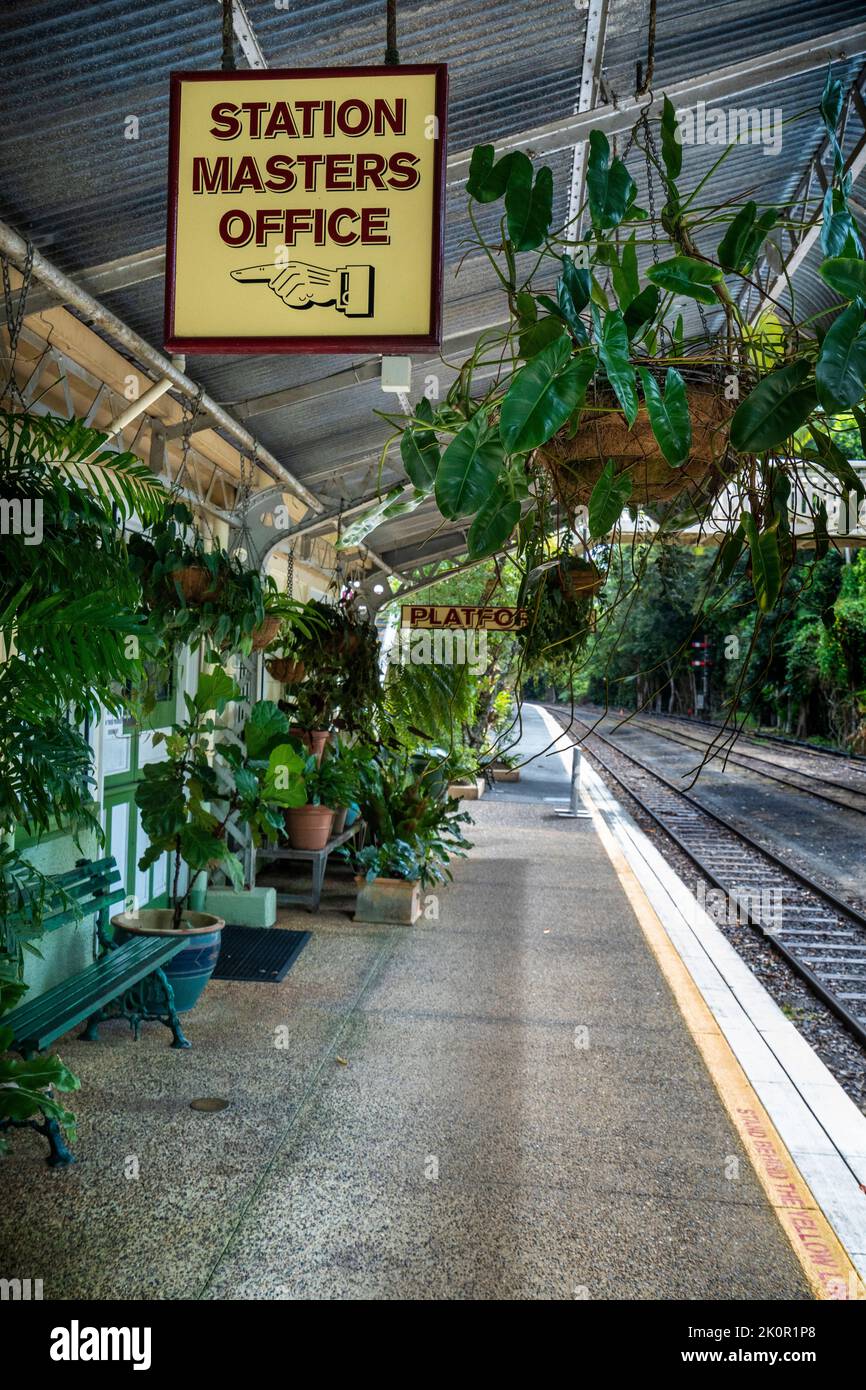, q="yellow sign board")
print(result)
[165,66,447,354]
[401,605,528,631]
